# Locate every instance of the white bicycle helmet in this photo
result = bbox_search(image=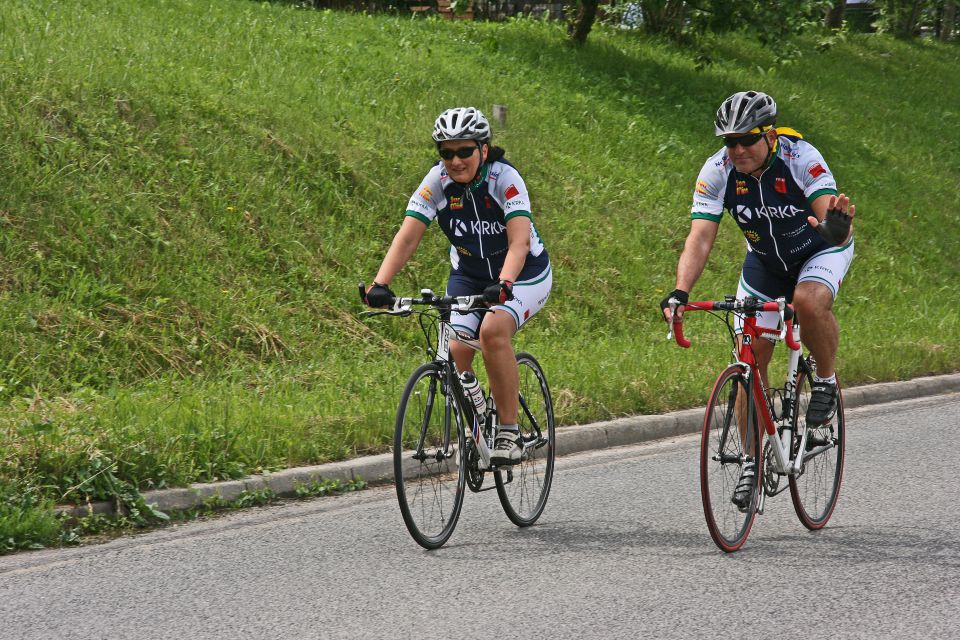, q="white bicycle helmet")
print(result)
[714,91,778,136]
[432,107,491,144]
